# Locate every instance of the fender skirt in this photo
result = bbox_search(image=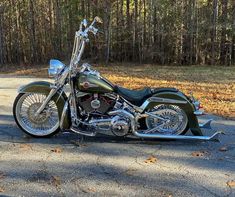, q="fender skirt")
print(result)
[18,81,71,130]
[141,90,203,136]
